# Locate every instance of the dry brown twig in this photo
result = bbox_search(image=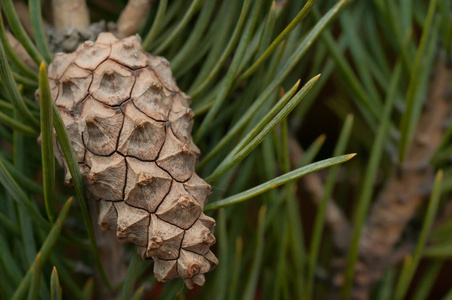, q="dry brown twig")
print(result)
[116,0,154,38]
